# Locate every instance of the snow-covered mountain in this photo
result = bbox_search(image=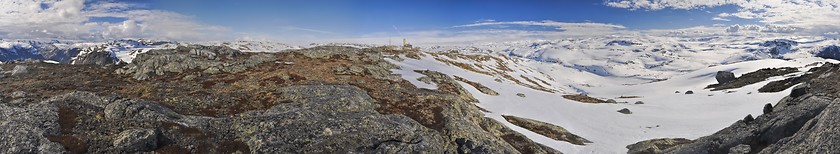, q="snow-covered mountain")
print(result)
[0,39,179,64]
